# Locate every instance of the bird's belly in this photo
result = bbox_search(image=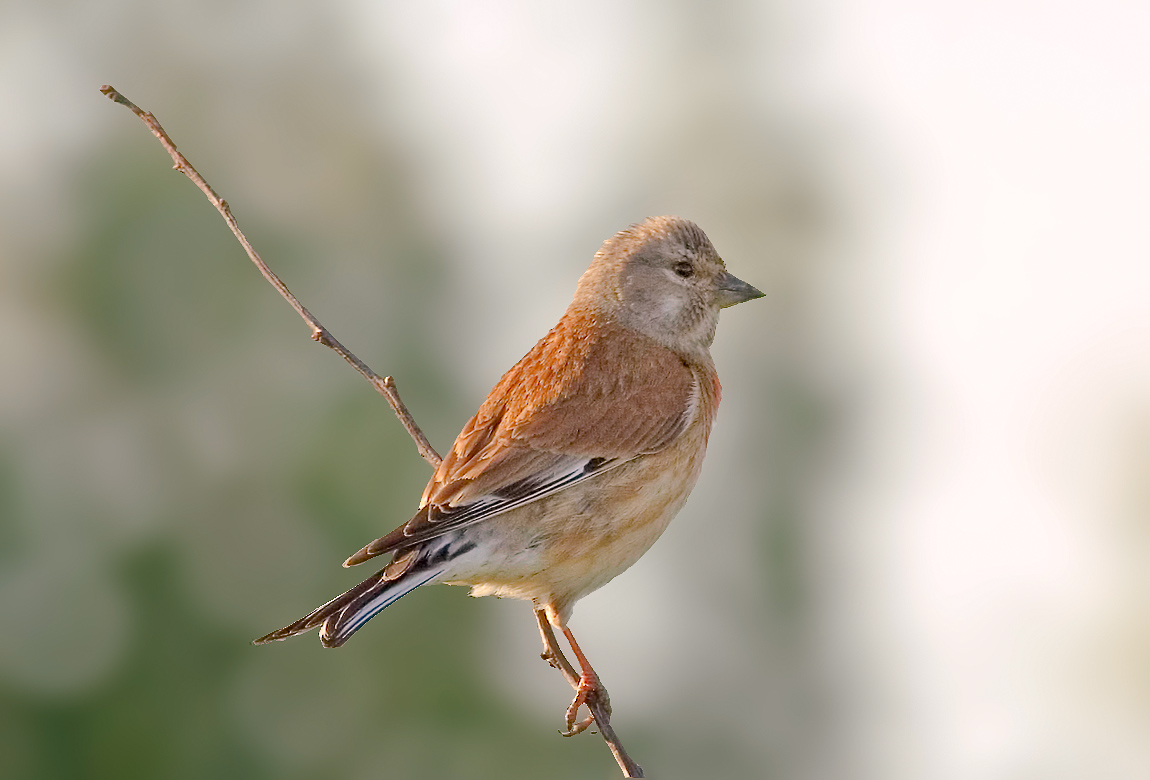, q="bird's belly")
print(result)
[443,426,708,615]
